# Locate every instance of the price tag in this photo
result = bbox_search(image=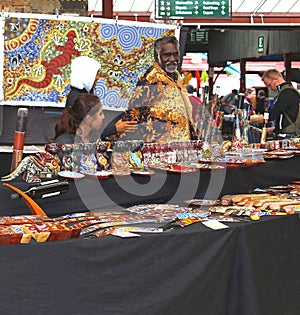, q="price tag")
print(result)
[263,112,269,120]
[202,220,229,230]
